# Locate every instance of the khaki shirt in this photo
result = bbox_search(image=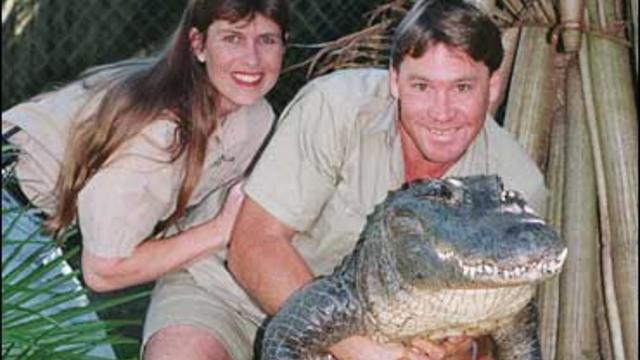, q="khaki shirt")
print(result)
[2,78,275,261]
[246,68,548,276]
